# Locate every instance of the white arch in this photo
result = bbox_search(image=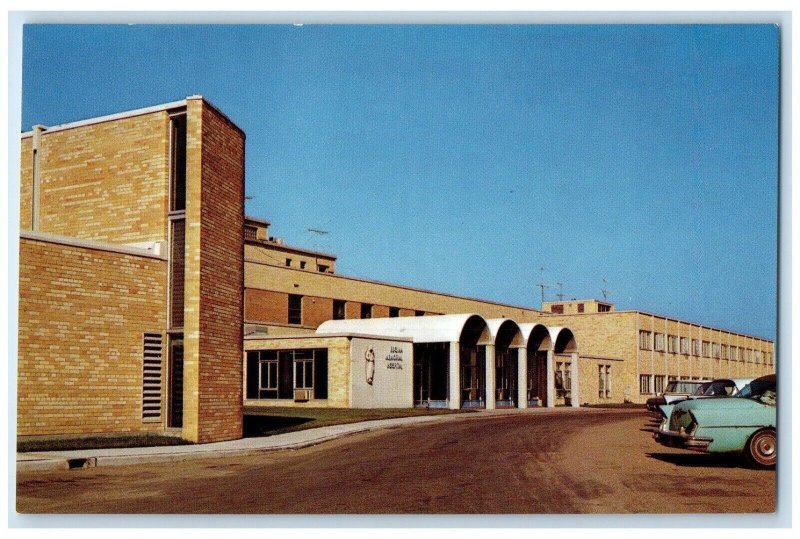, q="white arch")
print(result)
[518,322,553,350]
[484,318,524,348]
[316,313,490,344]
